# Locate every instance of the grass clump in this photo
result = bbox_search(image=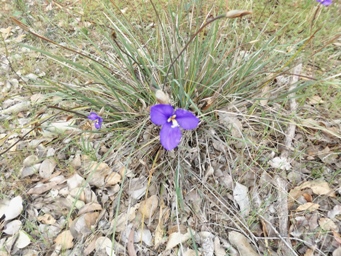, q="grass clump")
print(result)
[2,0,340,254]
